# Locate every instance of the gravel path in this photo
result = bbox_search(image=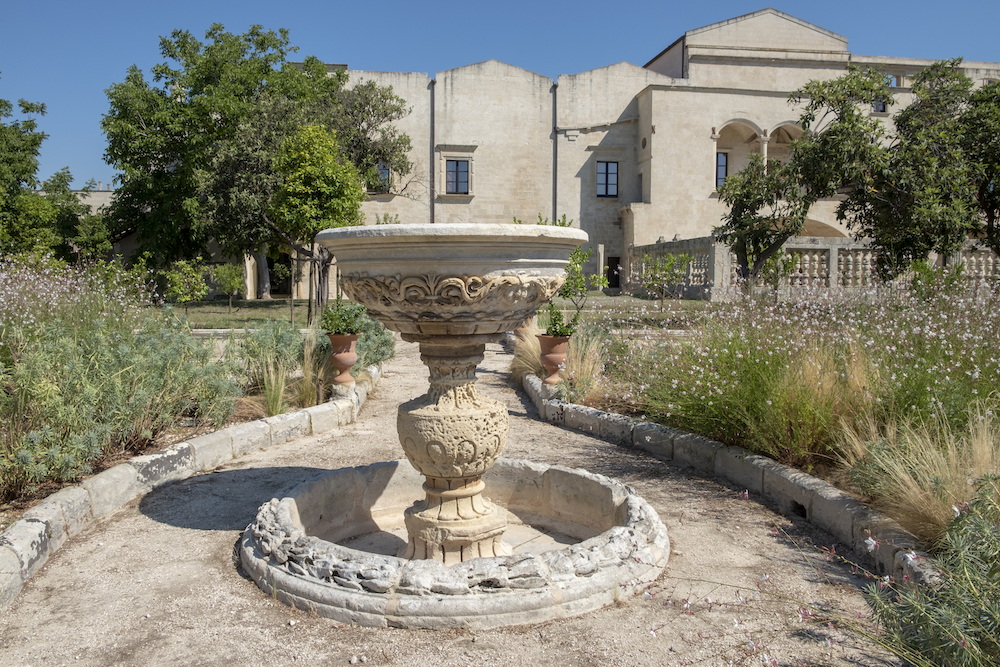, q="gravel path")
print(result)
[0,339,899,666]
